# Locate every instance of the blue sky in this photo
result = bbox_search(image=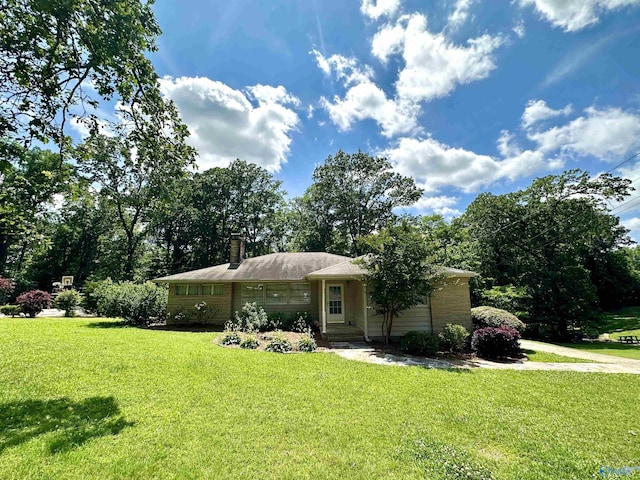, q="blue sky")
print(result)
[131,1,640,235]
